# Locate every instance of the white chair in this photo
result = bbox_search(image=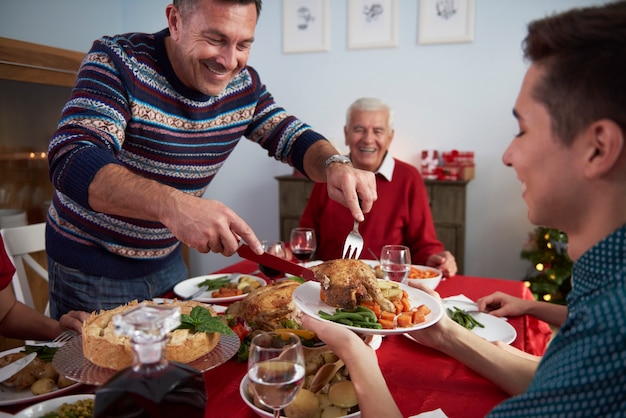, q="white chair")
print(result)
[1,222,49,316]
